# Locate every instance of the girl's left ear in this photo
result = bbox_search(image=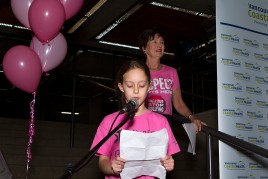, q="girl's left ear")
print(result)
[118,83,124,92]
